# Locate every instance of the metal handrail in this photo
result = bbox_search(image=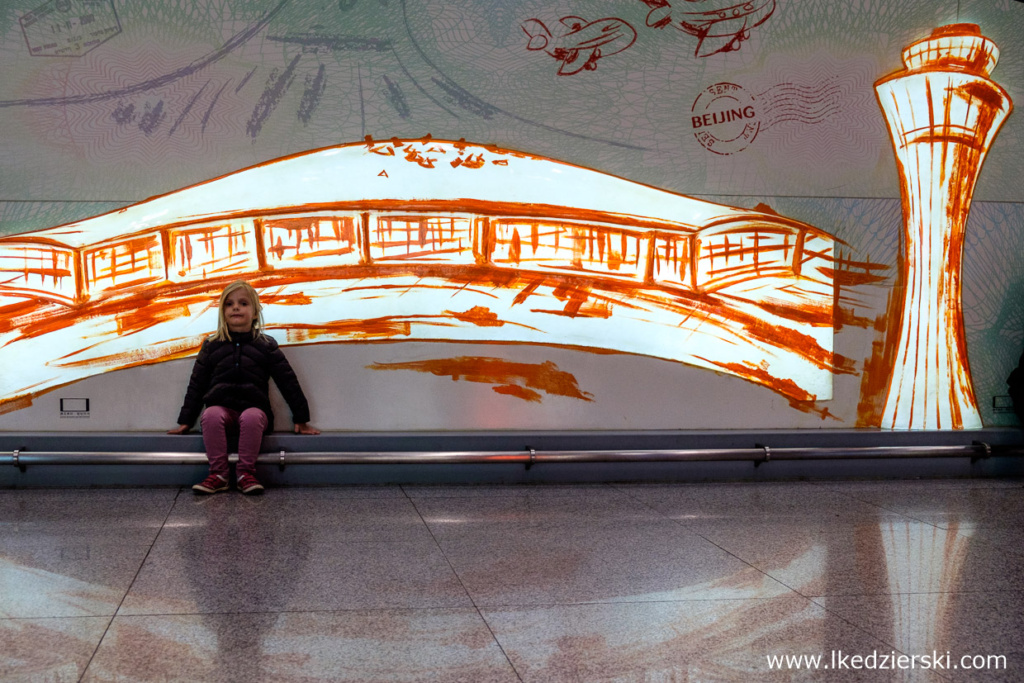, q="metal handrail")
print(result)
[2,442,1019,470]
